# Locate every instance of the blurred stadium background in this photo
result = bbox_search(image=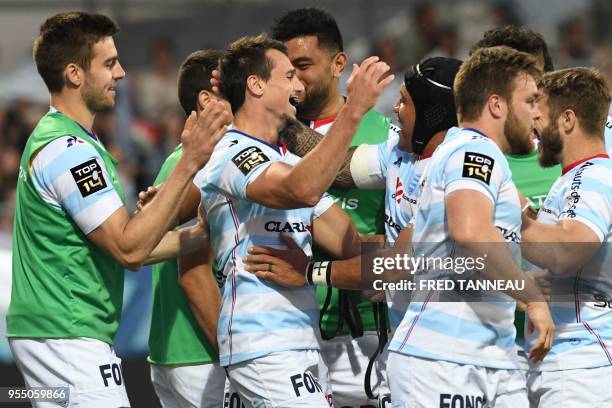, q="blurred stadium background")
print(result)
[1,0,611,406]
